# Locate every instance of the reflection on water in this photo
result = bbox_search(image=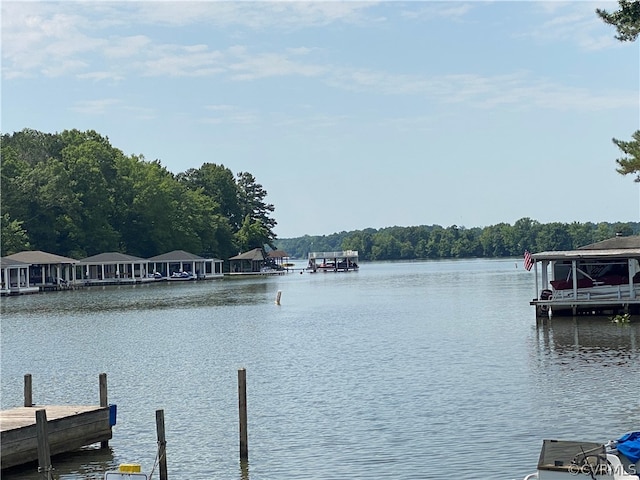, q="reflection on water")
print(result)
[534,316,639,367]
[2,446,117,480]
[1,278,272,316]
